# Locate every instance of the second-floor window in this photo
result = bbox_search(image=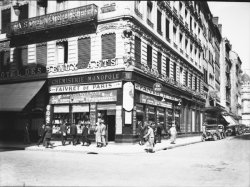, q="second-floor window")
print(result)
[165,57,170,77]
[19,4,29,21]
[135,0,142,12]
[157,51,162,74]
[173,63,177,81]
[78,37,91,68]
[102,33,116,59]
[179,33,183,48]
[185,70,188,86]
[173,27,177,44]
[195,76,197,91]
[180,67,183,84]
[56,41,68,64]
[57,0,68,11]
[147,1,153,21]
[190,74,193,89]
[157,10,162,34]
[1,8,11,34]
[185,39,188,52]
[14,46,28,69]
[0,50,10,71]
[135,36,141,65]
[147,45,152,69]
[36,43,47,66]
[166,19,170,40]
